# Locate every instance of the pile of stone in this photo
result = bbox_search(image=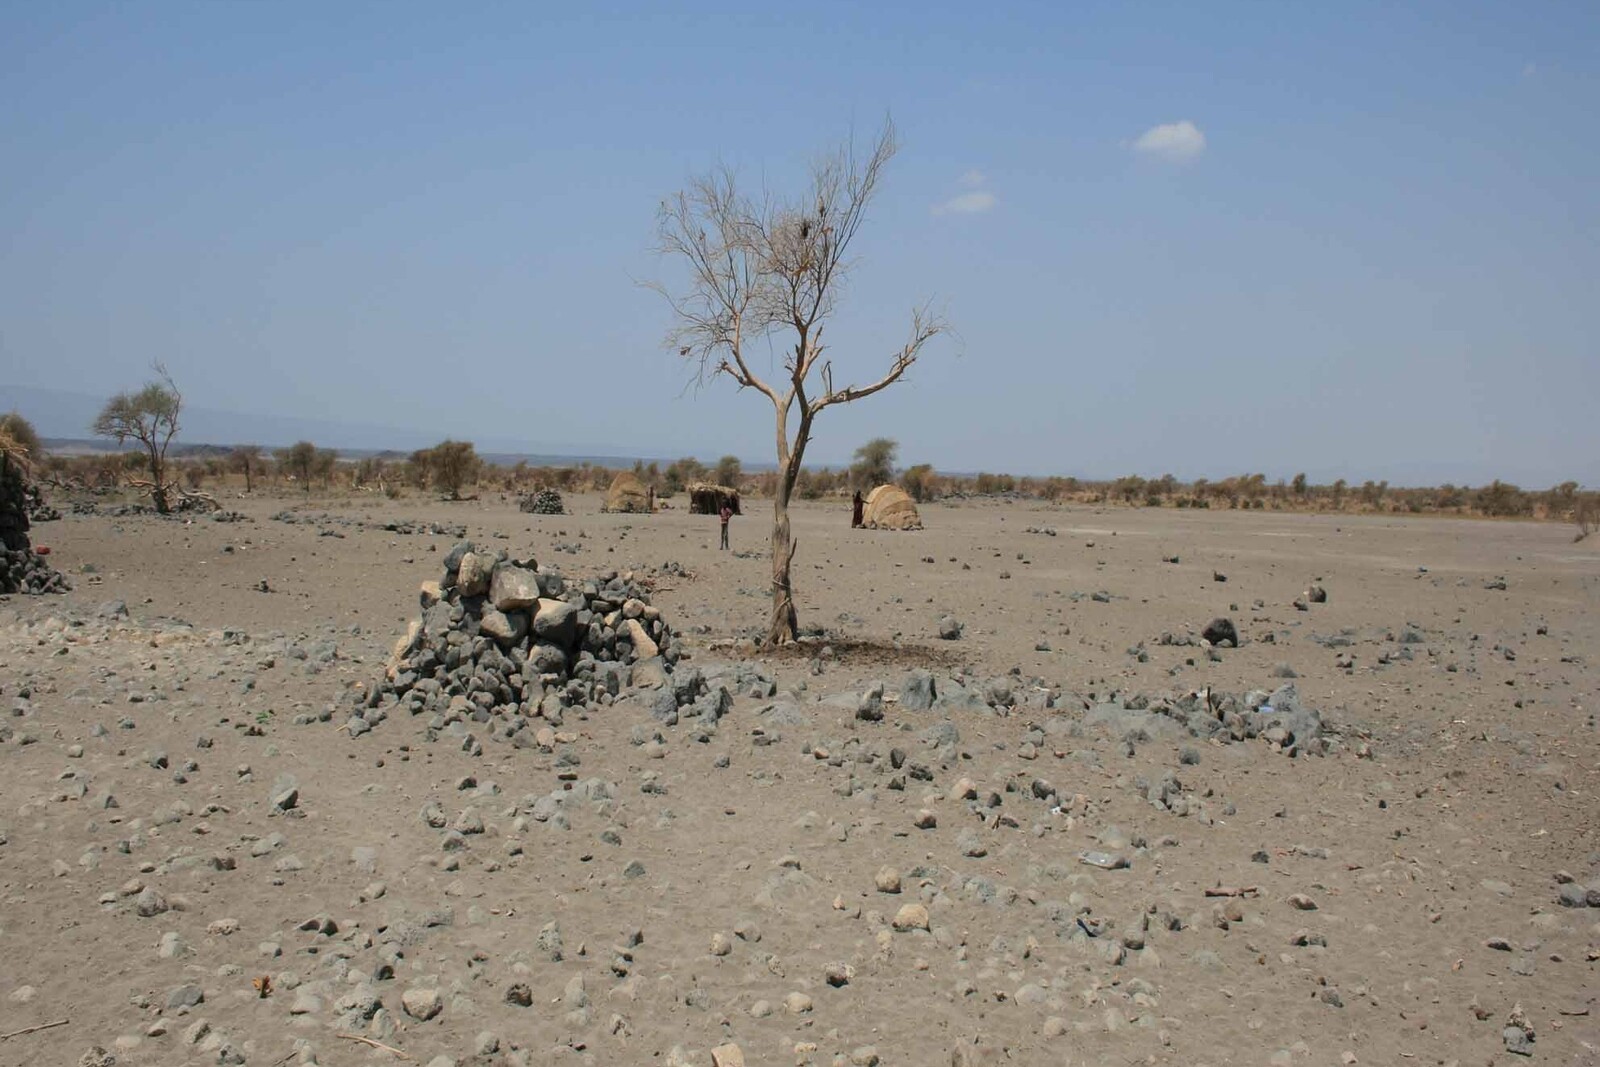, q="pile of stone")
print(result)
[24,483,60,522]
[0,454,69,595]
[519,488,565,514]
[352,541,677,751]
